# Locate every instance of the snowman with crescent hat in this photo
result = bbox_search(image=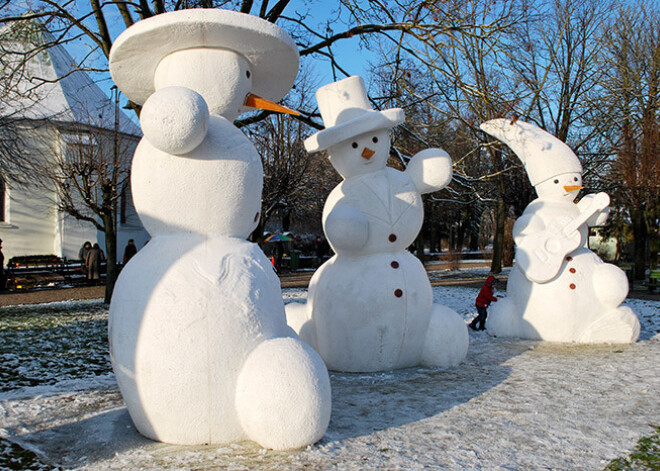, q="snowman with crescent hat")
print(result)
[480,118,640,343]
[107,9,330,450]
[287,76,469,372]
